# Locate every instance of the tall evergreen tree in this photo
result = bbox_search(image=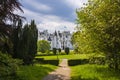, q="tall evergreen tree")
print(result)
[0,0,24,54]
[27,20,38,64]
[12,20,38,65]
